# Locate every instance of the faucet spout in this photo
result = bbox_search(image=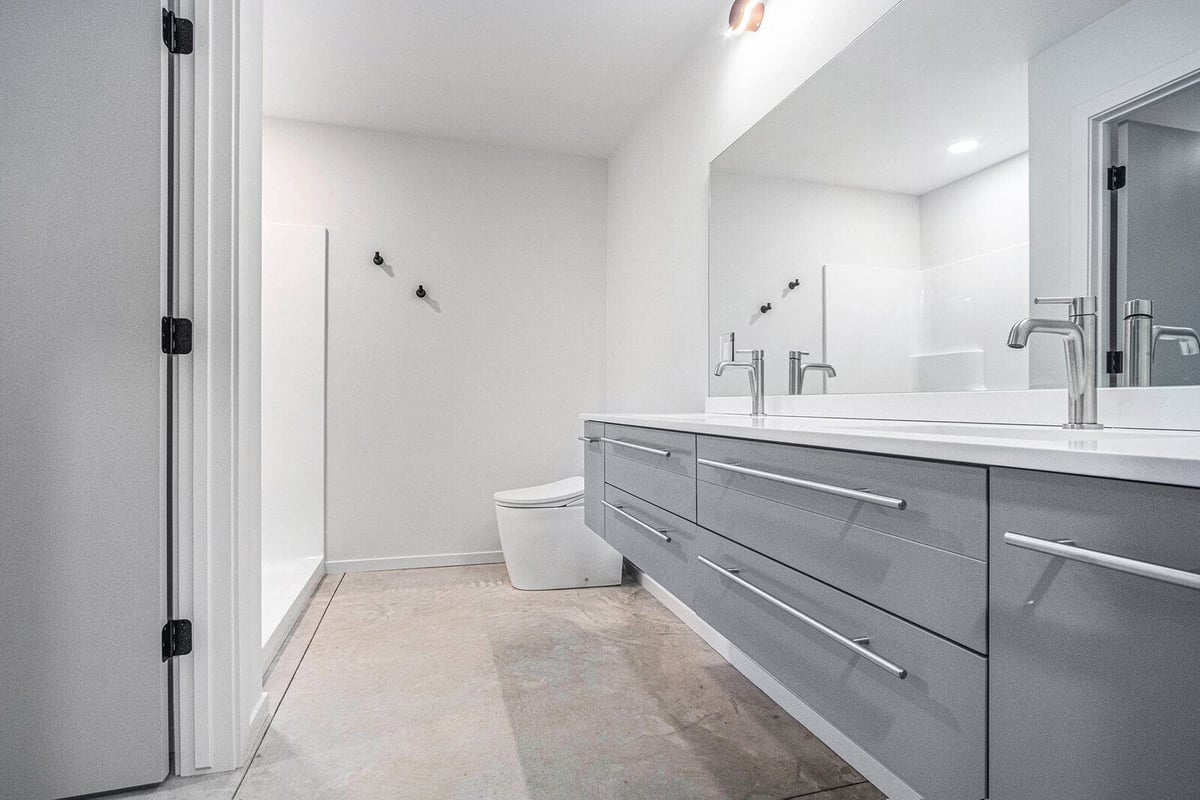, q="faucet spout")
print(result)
[713,335,765,415]
[1007,316,1096,428]
[1152,325,1200,357]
